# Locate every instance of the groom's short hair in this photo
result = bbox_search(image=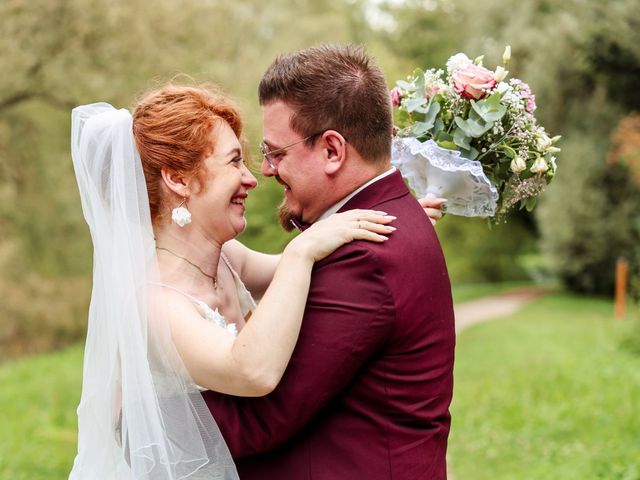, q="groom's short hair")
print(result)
[258,43,393,165]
